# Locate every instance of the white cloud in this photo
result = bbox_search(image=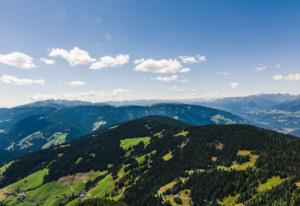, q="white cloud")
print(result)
[40,58,55,65]
[273,74,300,81]
[0,52,36,69]
[229,82,240,88]
[0,75,45,86]
[134,58,190,73]
[254,64,267,71]
[69,80,86,86]
[48,47,95,65]
[90,54,129,70]
[155,75,178,82]
[178,55,207,64]
[273,74,284,81]
[31,89,133,102]
[276,64,281,68]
